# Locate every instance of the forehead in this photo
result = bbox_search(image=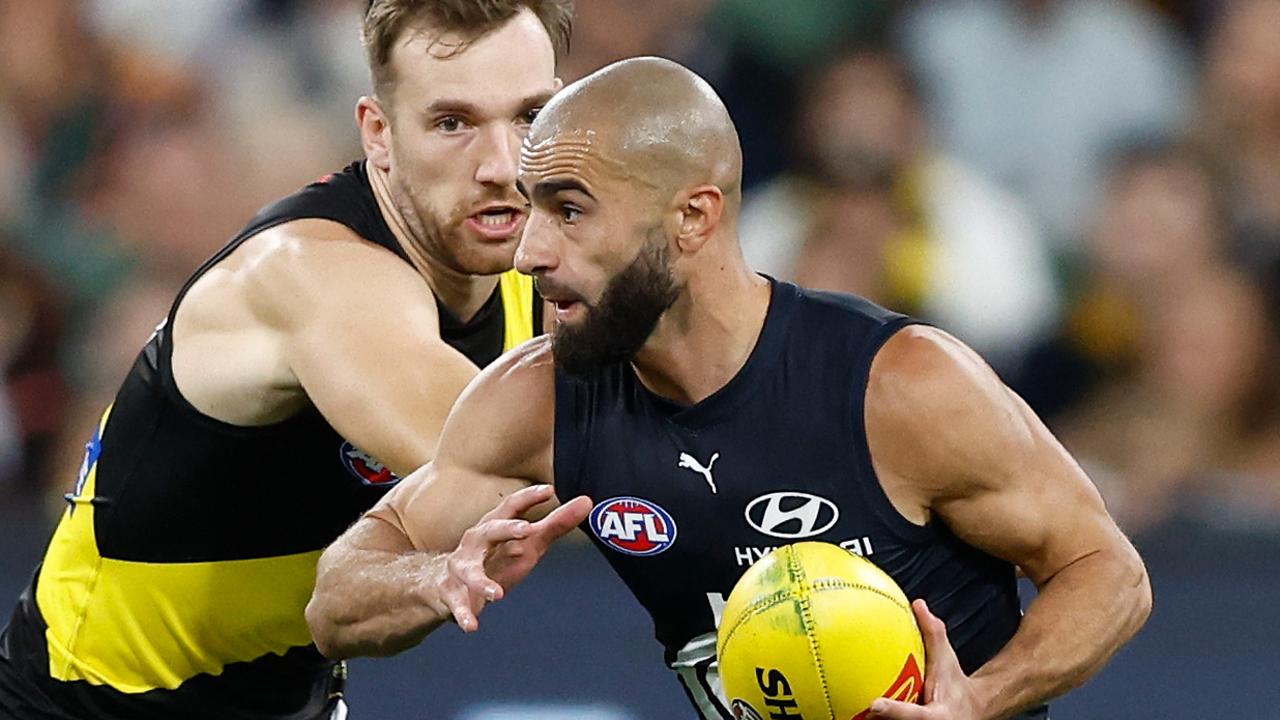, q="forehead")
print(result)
[521,128,599,178]
[389,10,556,109]
[519,121,671,202]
